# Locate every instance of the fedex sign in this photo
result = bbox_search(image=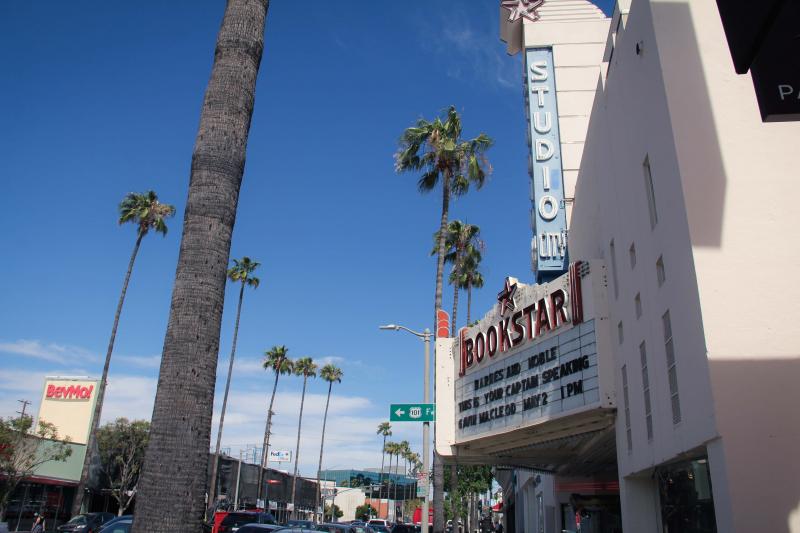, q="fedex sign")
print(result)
[46,384,94,400]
